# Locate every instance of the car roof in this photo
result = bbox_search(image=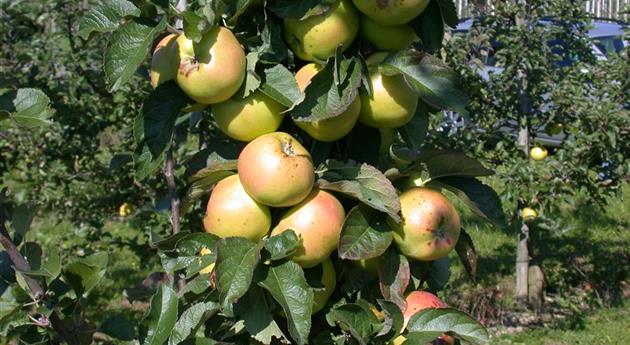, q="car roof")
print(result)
[453,17,627,38]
